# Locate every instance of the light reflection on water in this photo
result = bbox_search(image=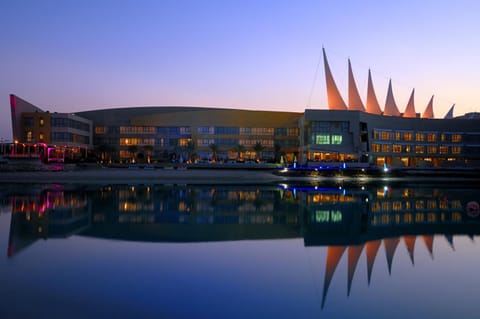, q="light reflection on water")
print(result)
[1,182,480,318]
